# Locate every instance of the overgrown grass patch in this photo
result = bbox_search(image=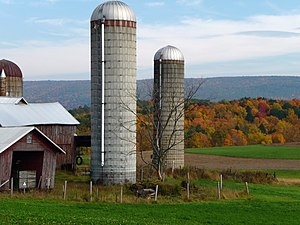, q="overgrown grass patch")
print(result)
[186,145,300,159]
